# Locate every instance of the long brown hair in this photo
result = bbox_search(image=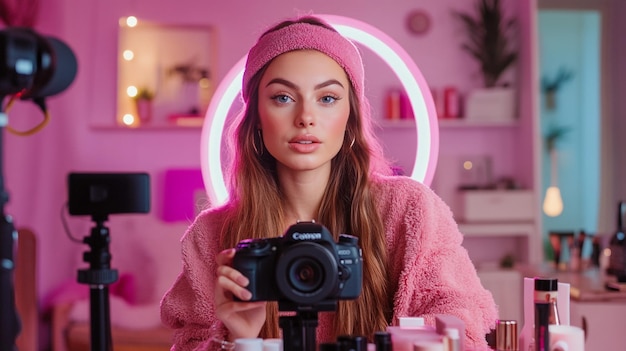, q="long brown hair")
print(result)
[219,16,393,341]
